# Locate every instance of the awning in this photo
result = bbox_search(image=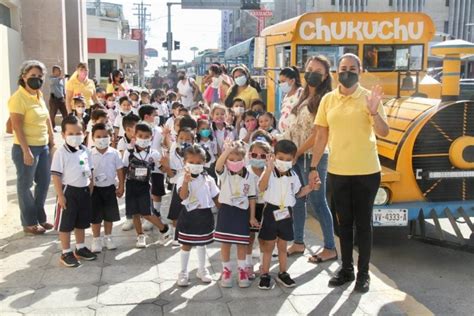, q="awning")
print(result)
[225,37,254,60]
